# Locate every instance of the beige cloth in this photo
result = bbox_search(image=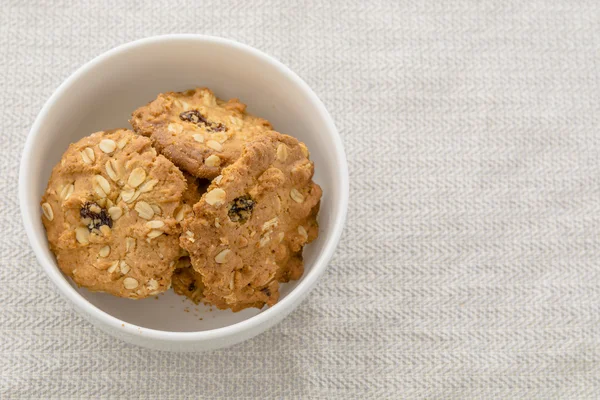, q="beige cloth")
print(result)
[2,1,600,398]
